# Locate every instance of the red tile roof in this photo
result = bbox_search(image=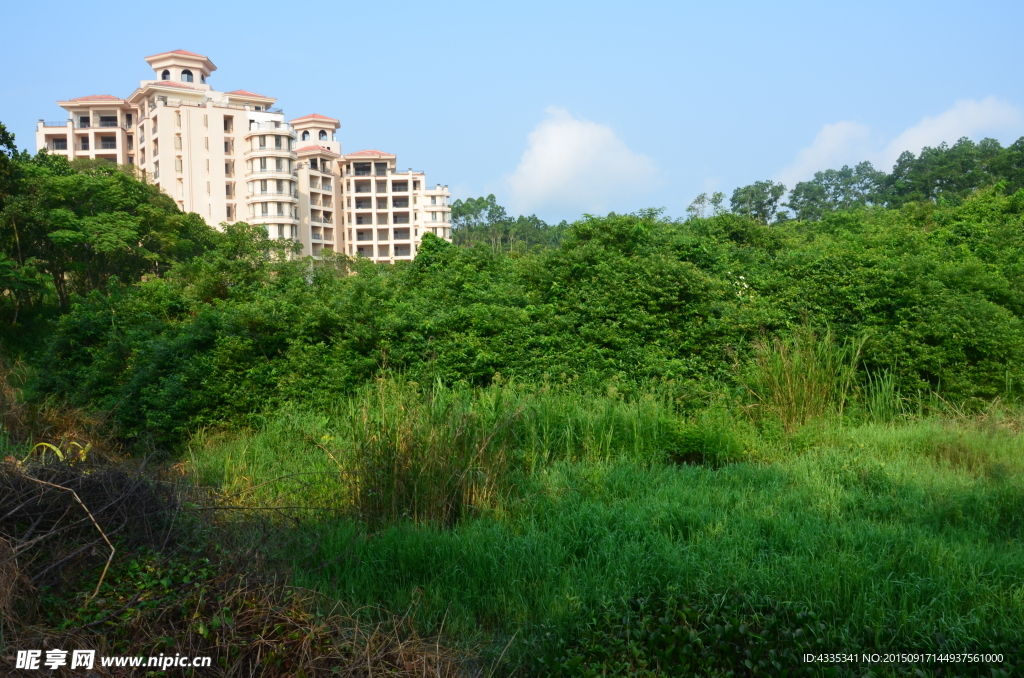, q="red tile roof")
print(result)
[291,113,339,122]
[346,149,394,157]
[66,94,121,101]
[296,145,340,156]
[146,49,208,59]
[226,89,273,99]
